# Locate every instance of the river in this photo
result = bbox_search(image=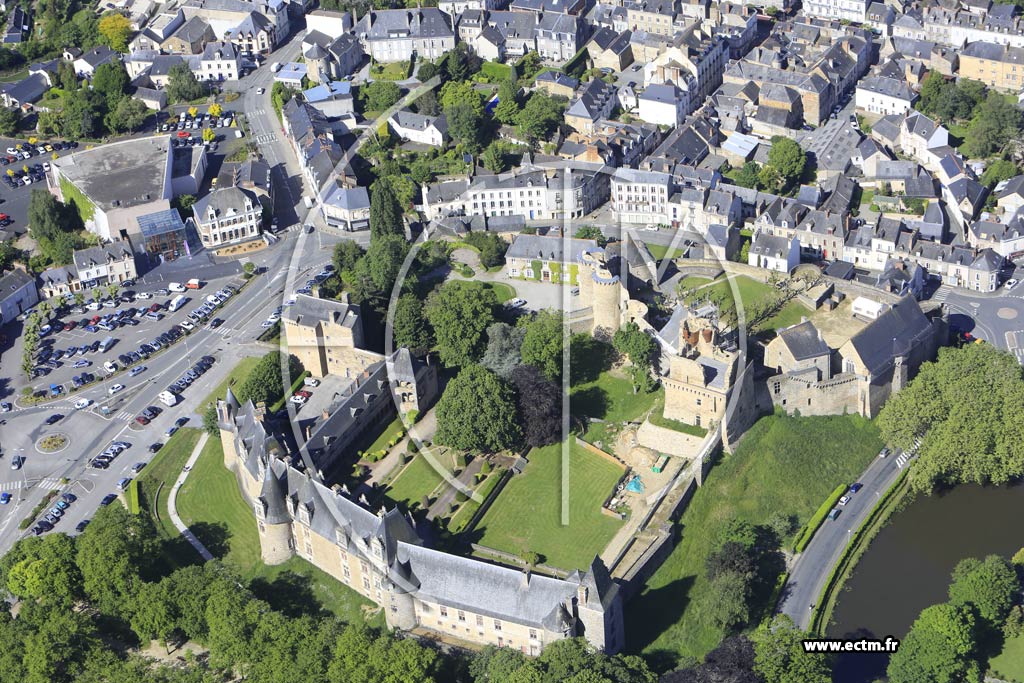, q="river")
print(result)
[827,482,1024,683]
